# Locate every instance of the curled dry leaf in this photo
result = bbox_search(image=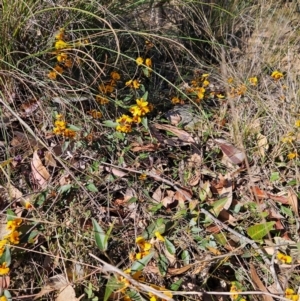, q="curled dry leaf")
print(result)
[174,187,192,205]
[214,138,245,165]
[152,186,163,203]
[31,150,50,189]
[287,188,298,217]
[211,174,233,210]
